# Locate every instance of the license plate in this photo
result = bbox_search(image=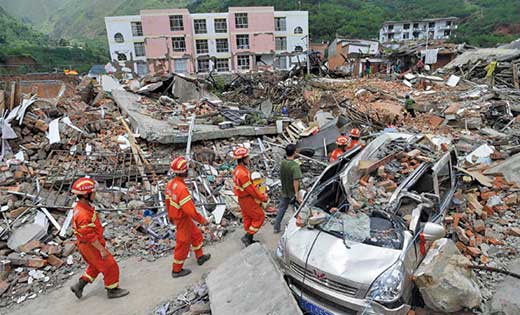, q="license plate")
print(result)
[298,297,334,315]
